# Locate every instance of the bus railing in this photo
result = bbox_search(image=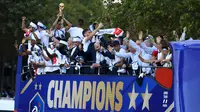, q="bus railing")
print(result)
[21,64,172,76]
